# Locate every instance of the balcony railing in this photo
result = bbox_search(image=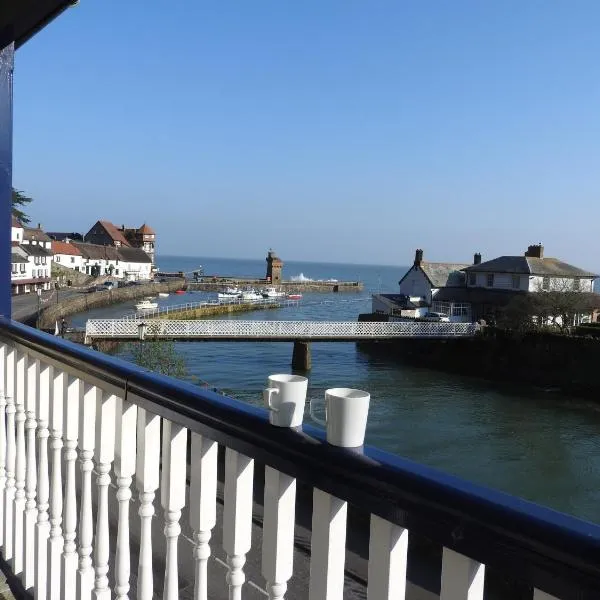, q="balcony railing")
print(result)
[0,317,599,599]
